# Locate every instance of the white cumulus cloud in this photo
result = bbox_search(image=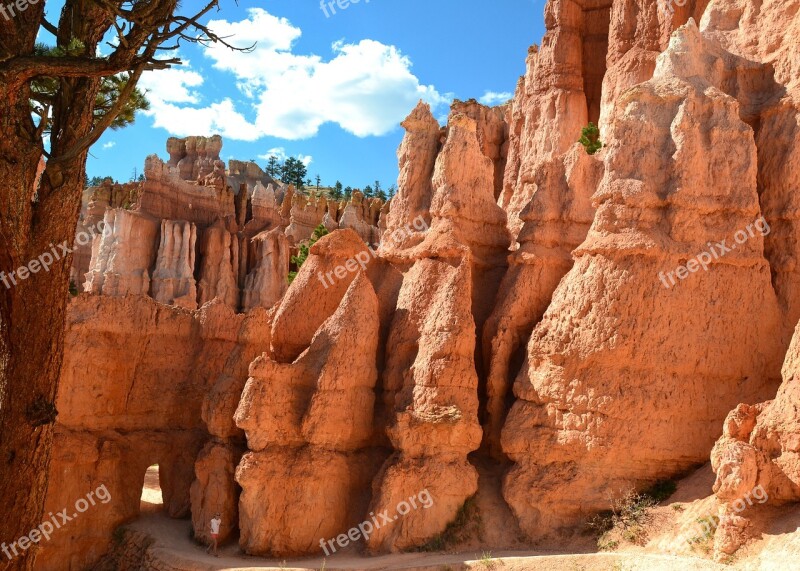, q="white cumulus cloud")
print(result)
[139,63,204,105]
[258,147,313,167]
[137,58,261,140]
[144,98,260,141]
[140,8,448,141]
[102,141,116,150]
[479,91,513,106]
